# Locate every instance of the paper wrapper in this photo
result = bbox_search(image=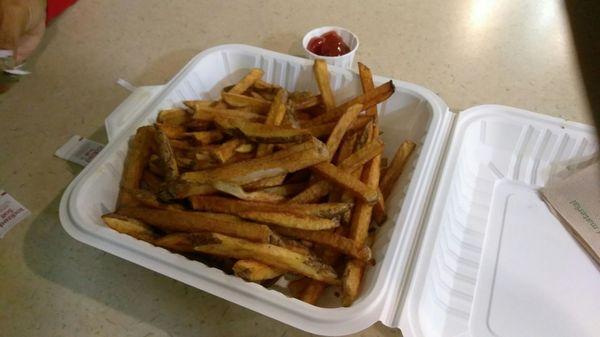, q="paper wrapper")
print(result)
[540,159,600,266]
